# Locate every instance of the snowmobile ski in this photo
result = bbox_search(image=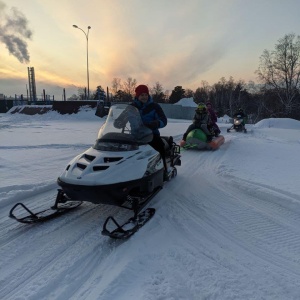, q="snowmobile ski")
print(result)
[101,207,155,239]
[9,190,82,224]
[102,186,162,239]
